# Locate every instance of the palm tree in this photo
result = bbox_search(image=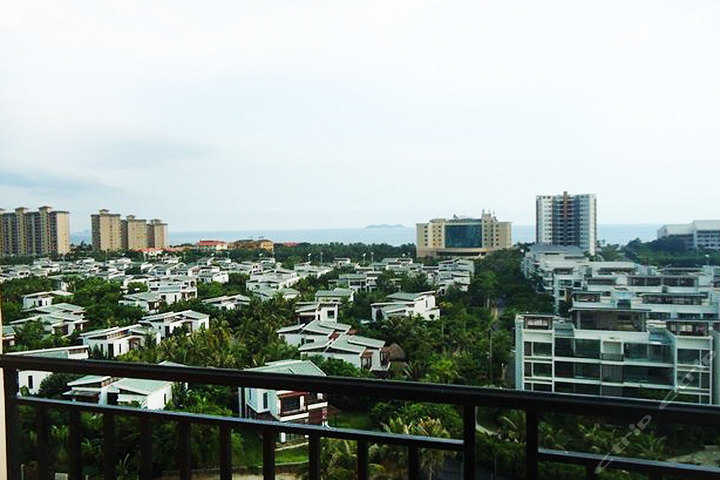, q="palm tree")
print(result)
[380,417,452,480]
[297,438,384,480]
[412,418,454,480]
[498,410,525,443]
